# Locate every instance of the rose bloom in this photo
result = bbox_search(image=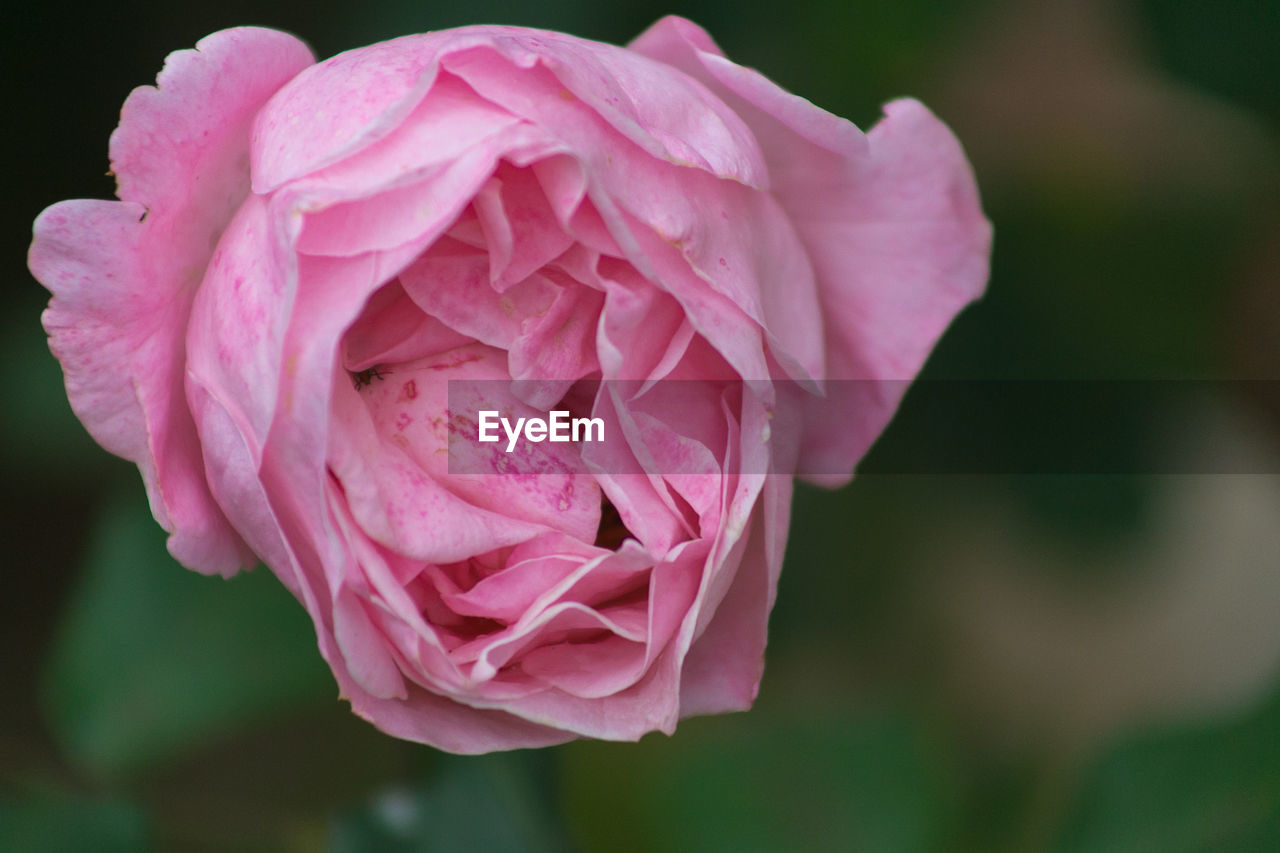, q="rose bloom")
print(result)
[30,18,990,751]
